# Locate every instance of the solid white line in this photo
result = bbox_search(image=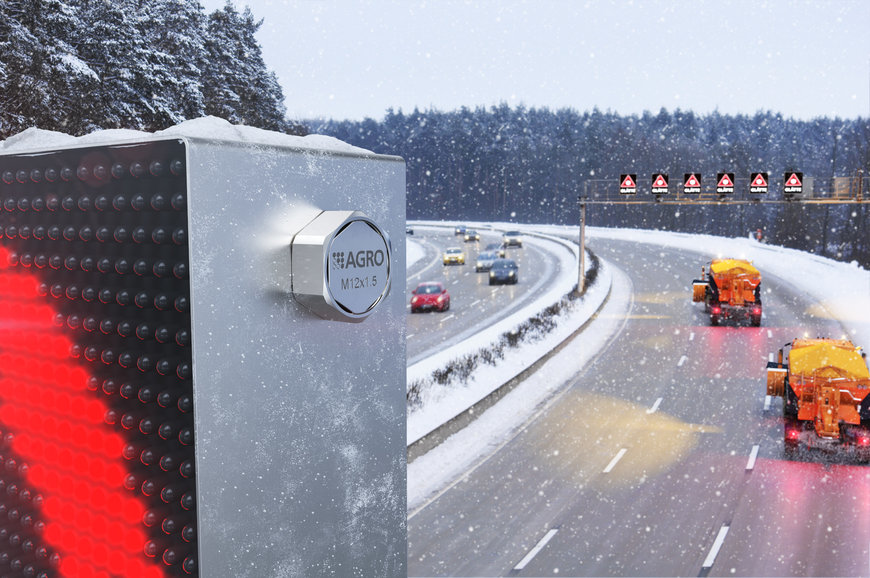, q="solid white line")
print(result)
[746,445,760,471]
[603,448,627,474]
[513,528,558,571]
[647,397,663,414]
[677,355,688,367]
[703,524,730,568]
[763,396,772,412]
